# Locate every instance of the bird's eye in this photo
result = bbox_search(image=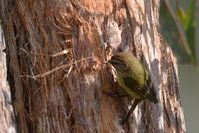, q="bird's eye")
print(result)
[109,56,126,69]
[111,56,116,61]
[110,57,121,64]
[113,60,126,68]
